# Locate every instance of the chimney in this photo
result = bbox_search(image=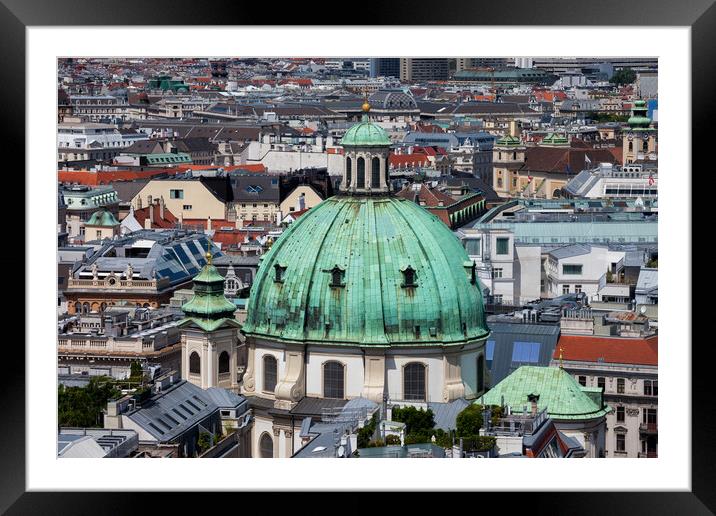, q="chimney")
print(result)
[528,394,540,417]
[159,196,165,220]
[149,200,155,226]
[206,216,211,232]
